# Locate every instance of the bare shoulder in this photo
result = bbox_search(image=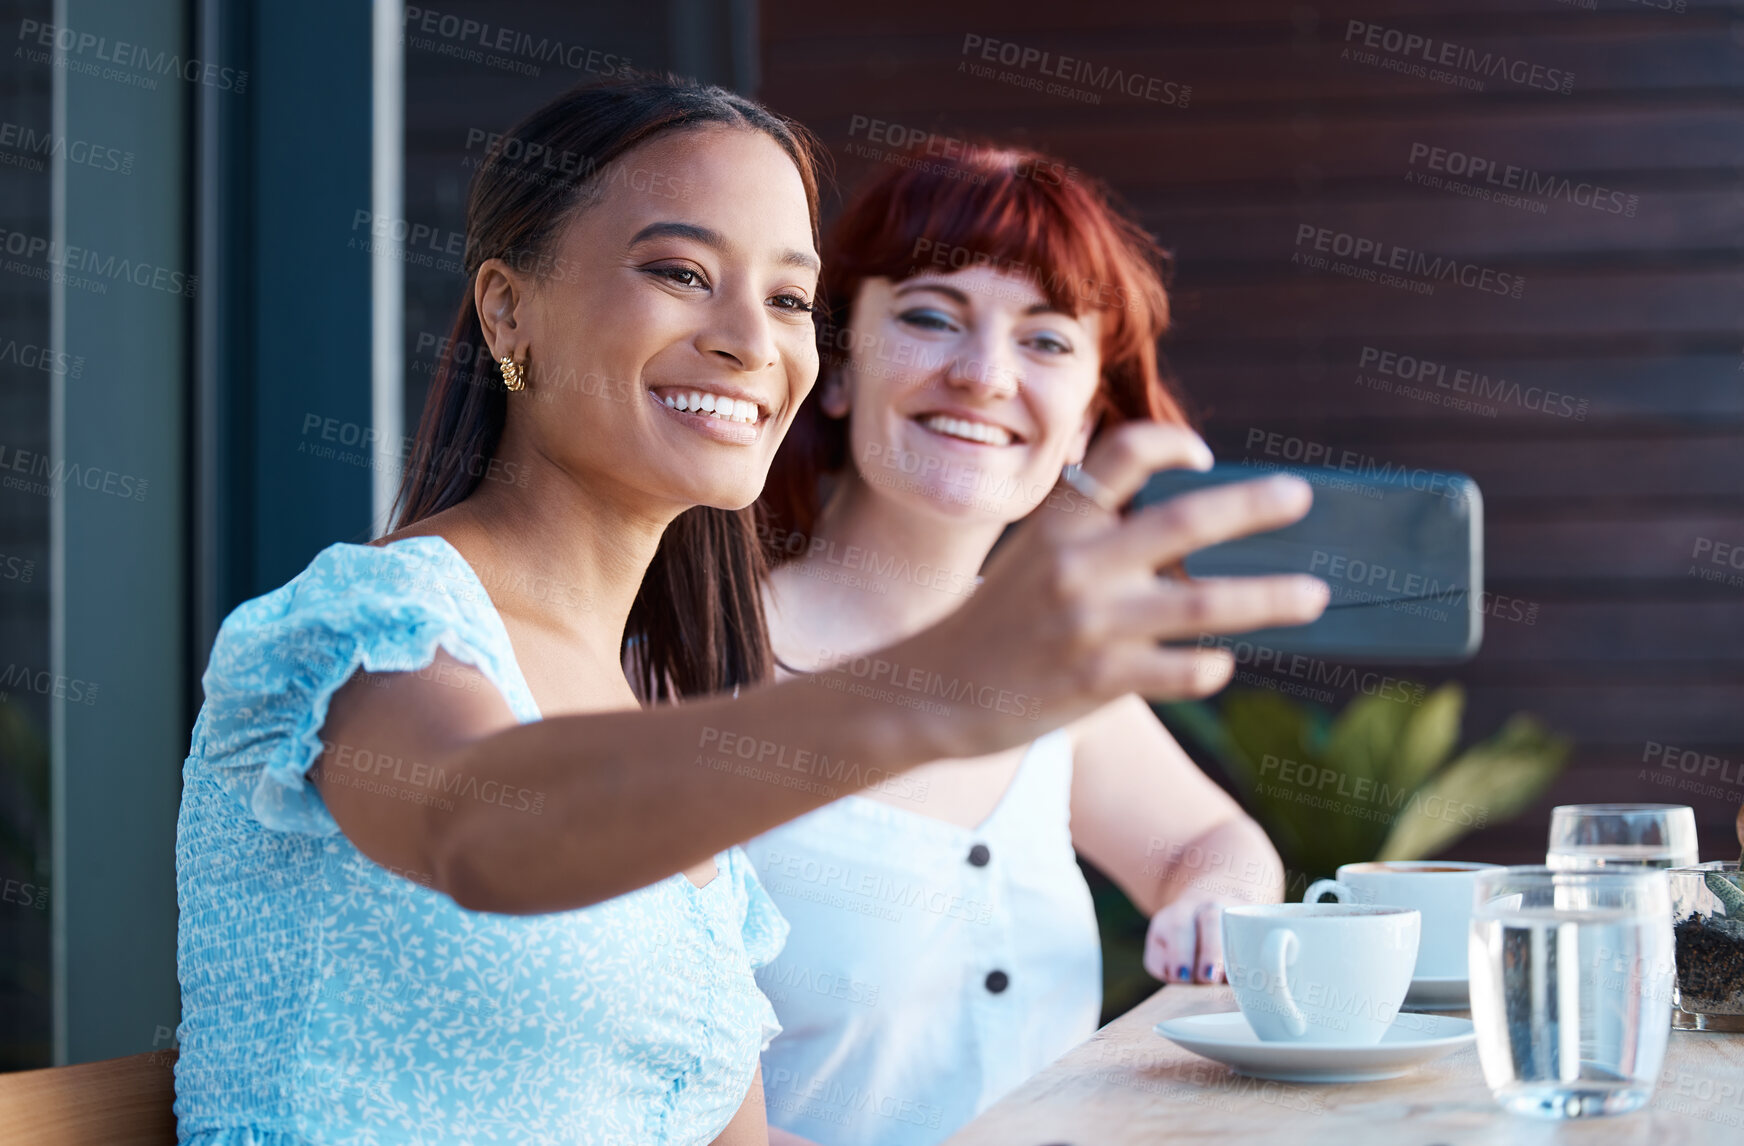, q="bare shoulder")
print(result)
[310,650,521,869]
[318,649,517,757]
